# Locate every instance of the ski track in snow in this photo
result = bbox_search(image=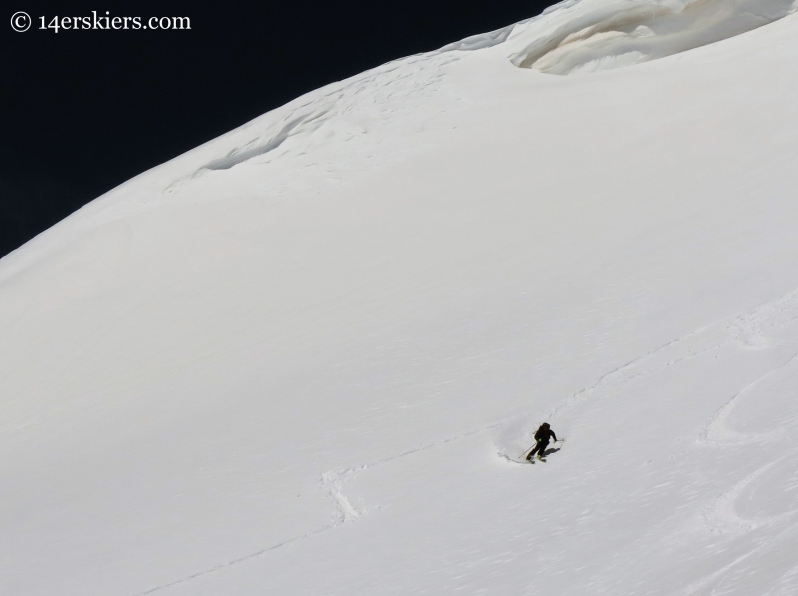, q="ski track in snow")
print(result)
[698,350,798,447]
[680,548,764,596]
[549,287,798,425]
[129,421,511,595]
[679,501,798,596]
[318,419,512,522]
[699,457,794,536]
[0,7,798,596]
[127,523,338,596]
[129,286,798,596]
[699,291,798,447]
